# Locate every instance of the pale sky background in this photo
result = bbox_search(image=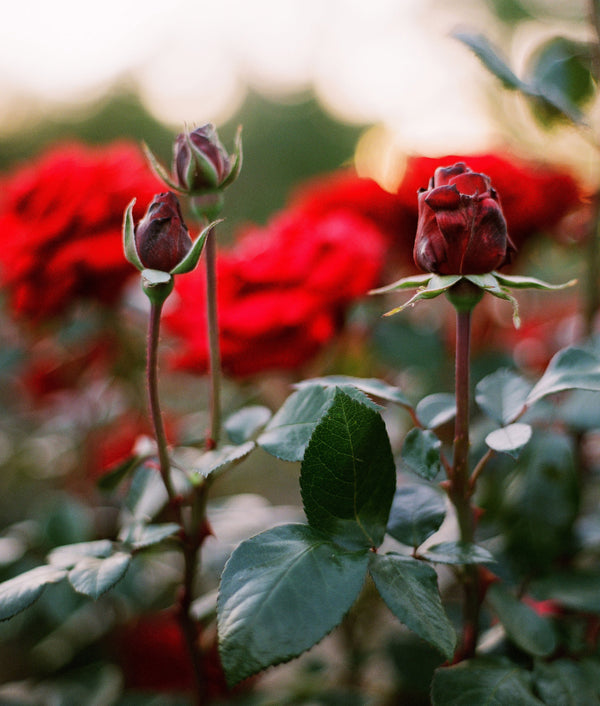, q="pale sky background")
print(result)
[0,0,590,160]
